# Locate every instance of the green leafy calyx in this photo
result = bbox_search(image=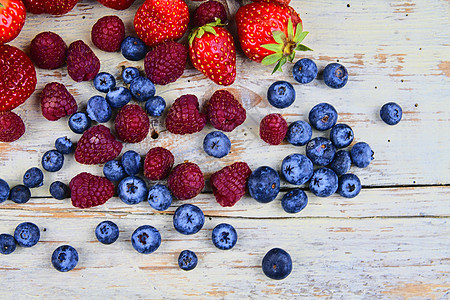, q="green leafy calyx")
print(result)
[188,18,223,46]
